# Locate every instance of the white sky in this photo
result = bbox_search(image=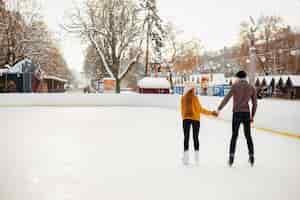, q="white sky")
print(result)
[40,0,300,72]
